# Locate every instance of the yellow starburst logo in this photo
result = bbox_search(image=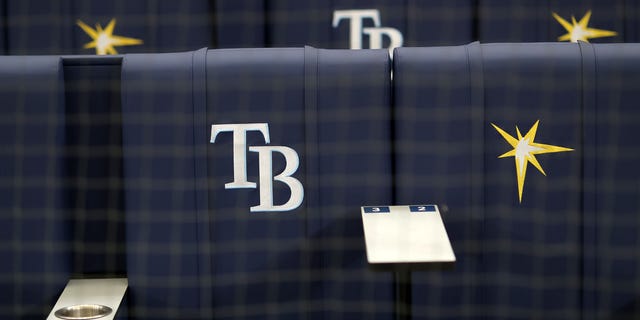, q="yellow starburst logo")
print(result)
[77,18,143,55]
[491,120,573,203]
[552,10,617,43]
